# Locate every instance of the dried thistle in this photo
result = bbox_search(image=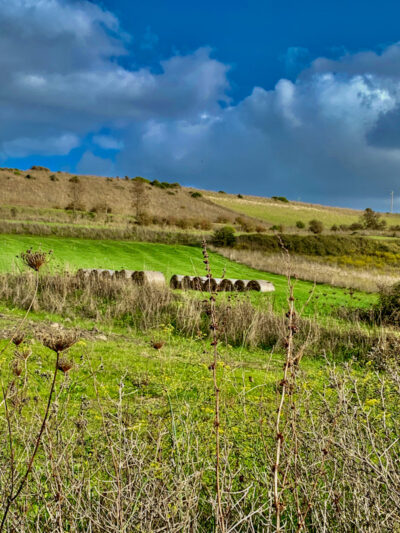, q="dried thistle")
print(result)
[11,360,22,377]
[19,248,52,271]
[57,356,73,374]
[41,330,78,353]
[15,348,32,361]
[12,333,25,346]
